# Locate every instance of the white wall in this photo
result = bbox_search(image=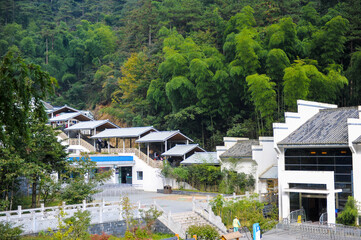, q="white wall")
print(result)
[252,137,277,194]
[273,100,337,149]
[222,159,256,176]
[352,145,361,206]
[216,137,248,162]
[131,155,164,192]
[280,170,337,224]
